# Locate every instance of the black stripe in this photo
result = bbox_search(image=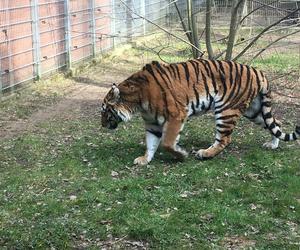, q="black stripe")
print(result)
[208,95,214,110]
[215,61,227,104]
[231,64,252,108]
[145,64,168,116]
[252,68,261,91]
[269,122,276,130]
[223,120,237,125]
[186,95,189,105]
[217,129,232,136]
[211,60,219,71]
[284,134,290,141]
[214,65,240,110]
[175,64,181,81]
[198,60,215,92]
[155,65,181,112]
[156,63,172,84]
[217,123,232,129]
[246,65,251,87]
[215,64,245,113]
[235,64,244,96]
[193,84,200,107]
[190,60,199,83]
[201,71,210,99]
[262,101,272,107]
[263,112,272,119]
[169,64,176,78]
[191,102,196,114]
[228,61,234,86]
[275,131,282,137]
[204,60,217,94]
[146,129,162,138]
[182,62,190,85]
[216,114,238,120]
[292,132,297,140]
[165,65,174,78]
[197,59,210,75]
